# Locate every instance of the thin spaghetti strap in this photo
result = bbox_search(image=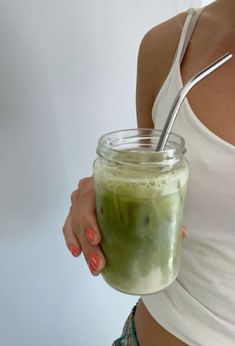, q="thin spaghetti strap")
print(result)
[179,7,205,63]
[174,7,205,65]
[173,8,197,63]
